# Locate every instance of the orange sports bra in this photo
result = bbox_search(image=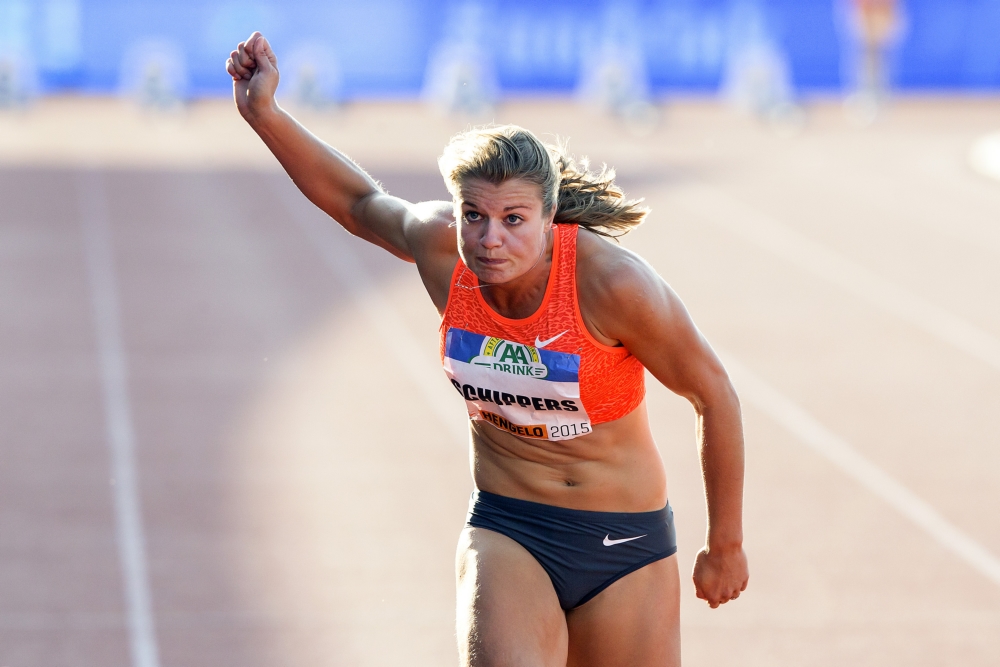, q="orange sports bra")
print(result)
[439,223,645,441]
